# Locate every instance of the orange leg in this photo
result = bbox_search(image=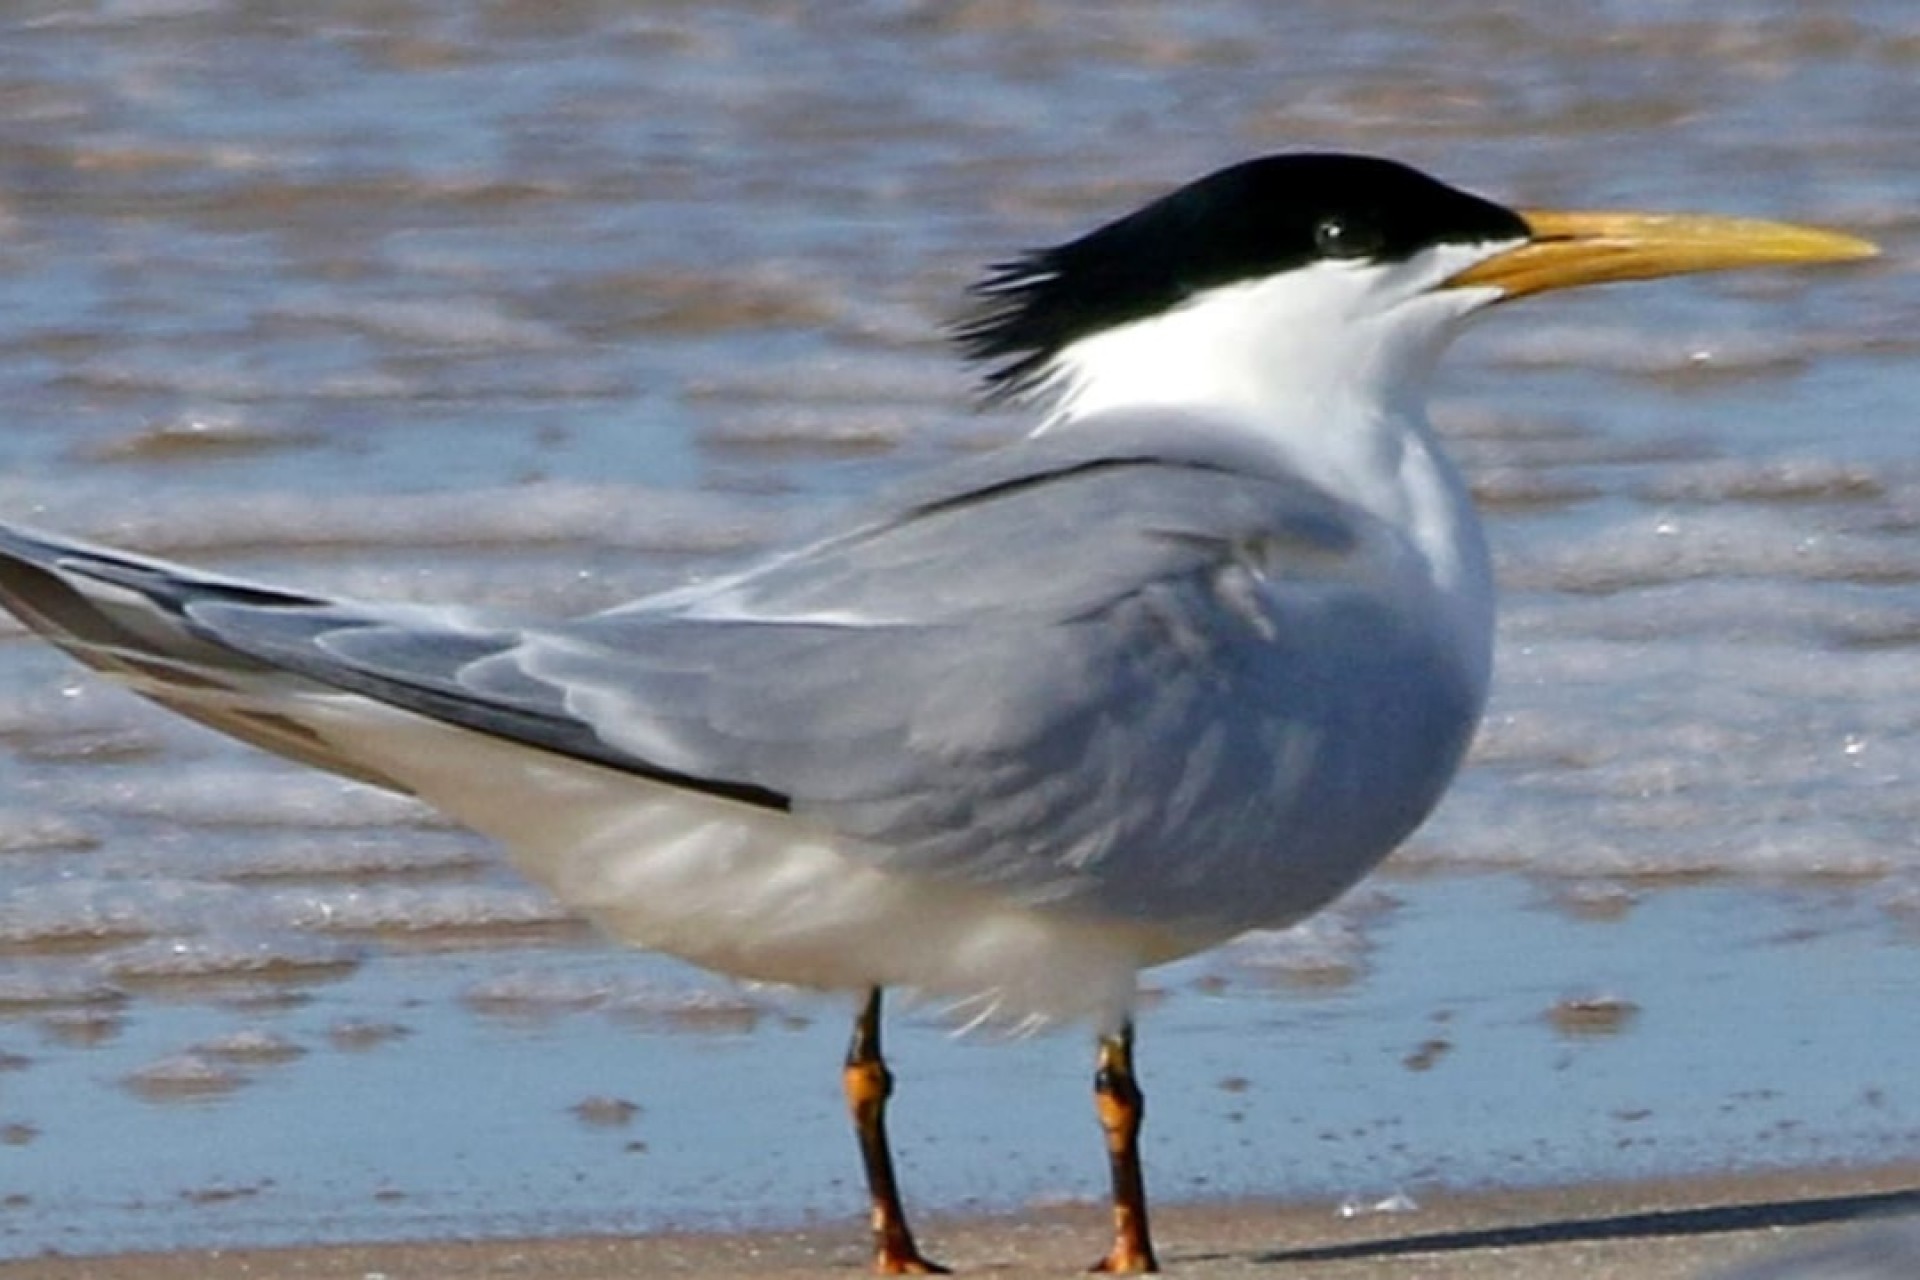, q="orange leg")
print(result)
[1089,1023,1158,1273]
[843,988,949,1275]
